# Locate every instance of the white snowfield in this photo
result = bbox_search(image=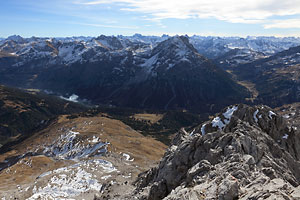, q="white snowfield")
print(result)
[43,131,108,160]
[22,128,121,200]
[211,106,238,131]
[27,159,116,200]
